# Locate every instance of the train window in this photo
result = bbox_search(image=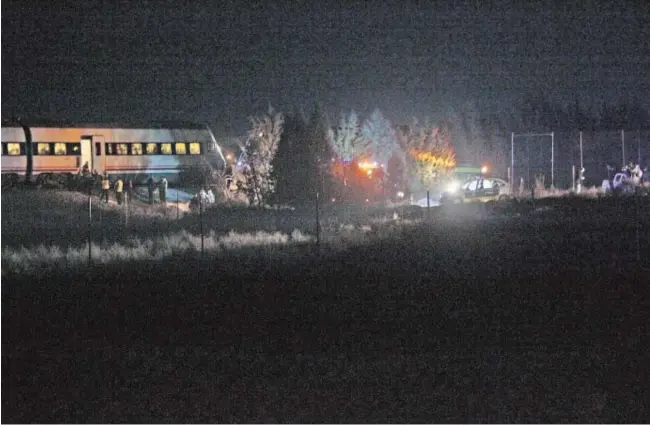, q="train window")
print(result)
[189,142,201,155]
[67,143,81,156]
[54,143,67,155]
[37,143,51,155]
[146,143,158,154]
[7,143,21,156]
[131,143,143,155]
[95,142,102,155]
[116,143,128,155]
[106,143,115,155]
[174,143,187,155]
[160,143,172,155]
